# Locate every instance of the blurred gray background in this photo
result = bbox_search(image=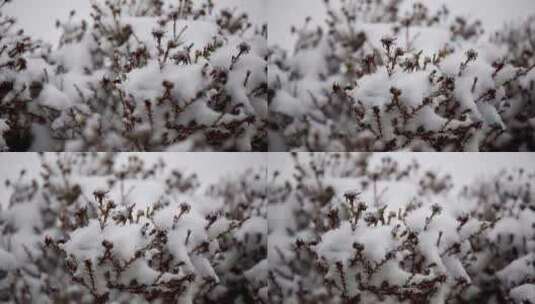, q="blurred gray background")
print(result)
[269,152,535,187]
[0,153,267,207]
[3,0,266,46]
[268,0,535,49]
